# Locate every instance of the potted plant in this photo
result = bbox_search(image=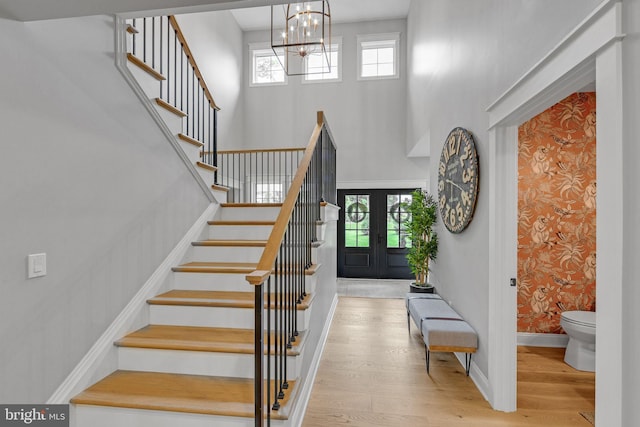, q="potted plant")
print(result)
[403,189,439,292]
